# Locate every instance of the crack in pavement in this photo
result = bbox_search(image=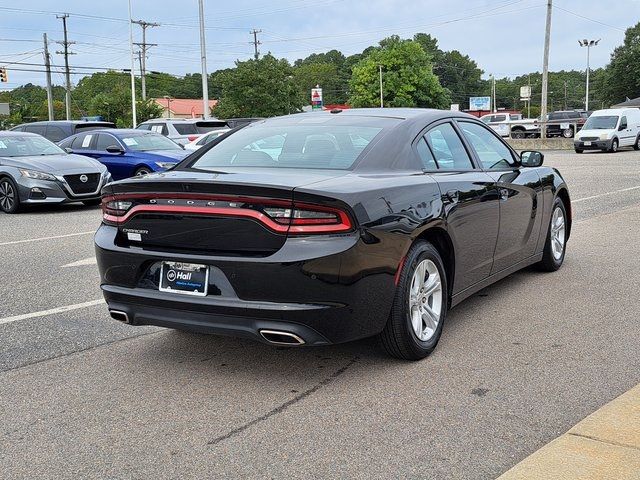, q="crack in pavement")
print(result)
[207,356,360,446]
[567,432,640,452]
